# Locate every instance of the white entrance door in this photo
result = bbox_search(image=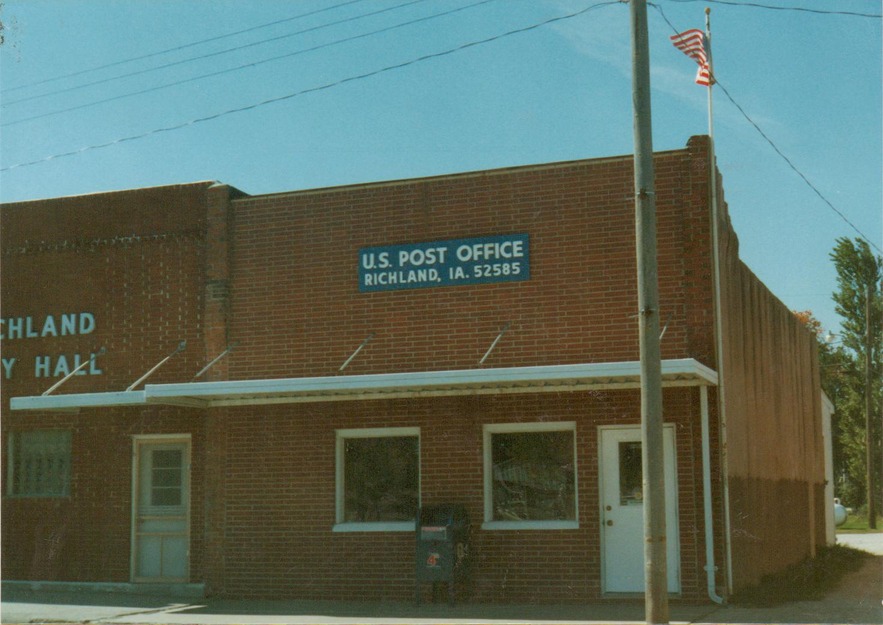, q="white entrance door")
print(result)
[599,426,680,593]
[132,437,190,582]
